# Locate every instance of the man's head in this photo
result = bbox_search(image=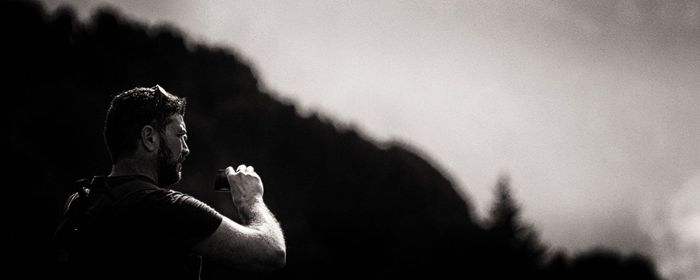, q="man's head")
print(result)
[104,85,189,186]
